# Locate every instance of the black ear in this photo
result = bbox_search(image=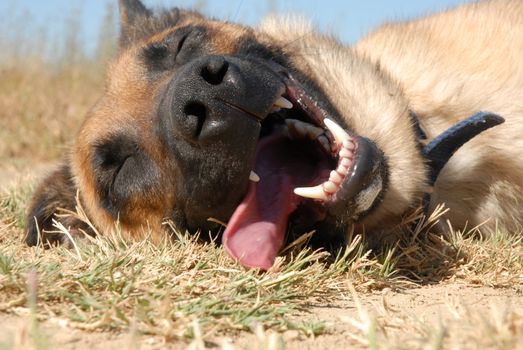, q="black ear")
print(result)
[25,162,94,247]
[118,0,152,47]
